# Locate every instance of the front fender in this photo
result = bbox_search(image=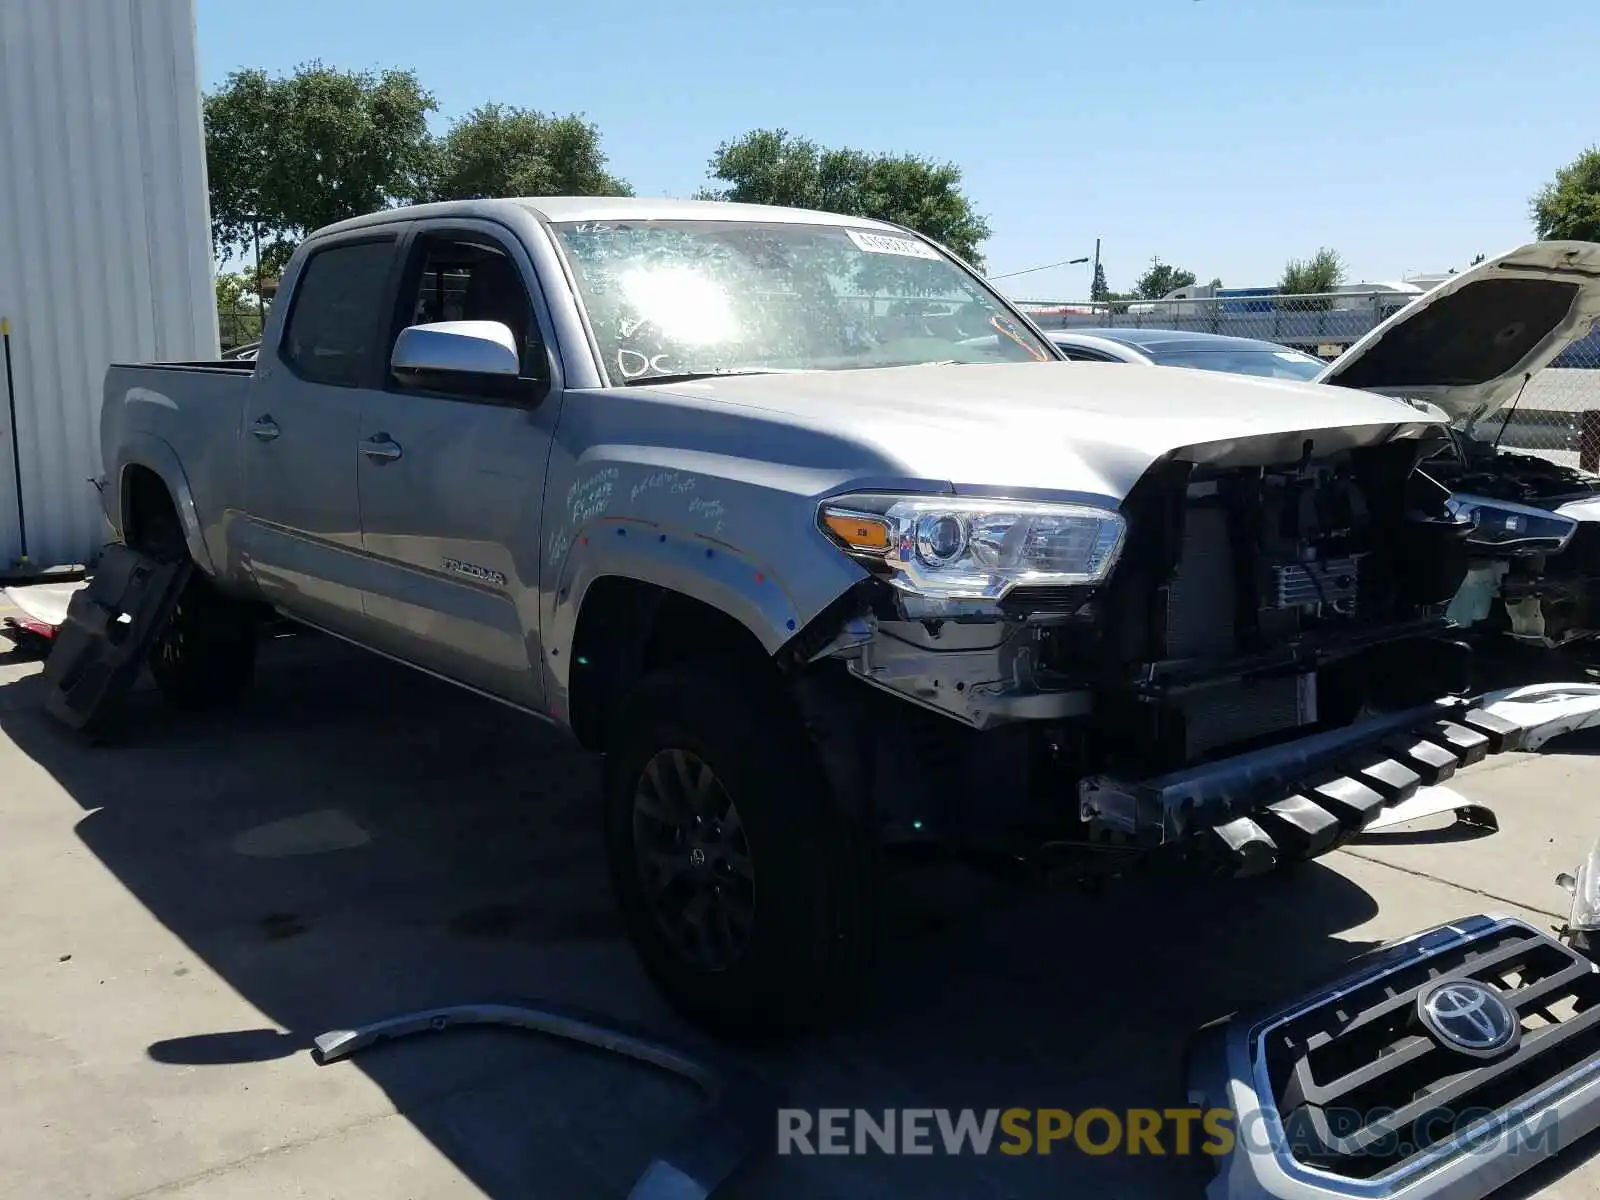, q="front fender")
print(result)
[544,521,815,735]
[113,432,218,576]
[534,450,878,725]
